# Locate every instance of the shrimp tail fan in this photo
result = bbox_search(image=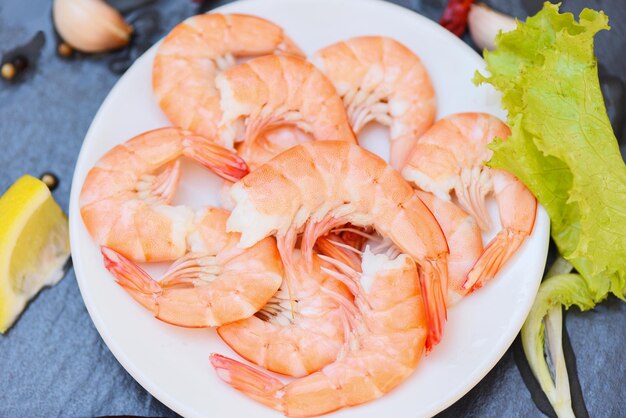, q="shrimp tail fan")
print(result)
[210,353,283,411]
